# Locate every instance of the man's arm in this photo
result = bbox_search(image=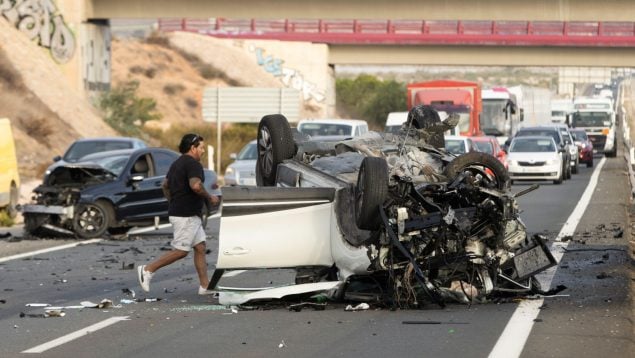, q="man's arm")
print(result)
[161,179,170,201]
[189,177,220,205]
